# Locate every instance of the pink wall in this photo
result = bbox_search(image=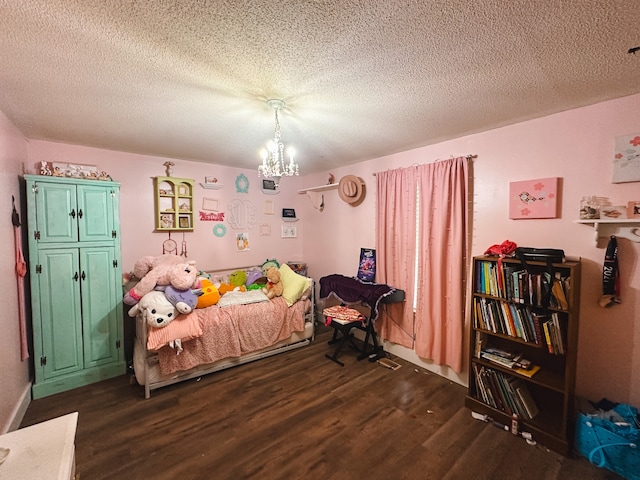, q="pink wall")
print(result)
[301,93,640,406]
[0,110,30,433]
[2,92,638,432]
[24,144,307,274]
